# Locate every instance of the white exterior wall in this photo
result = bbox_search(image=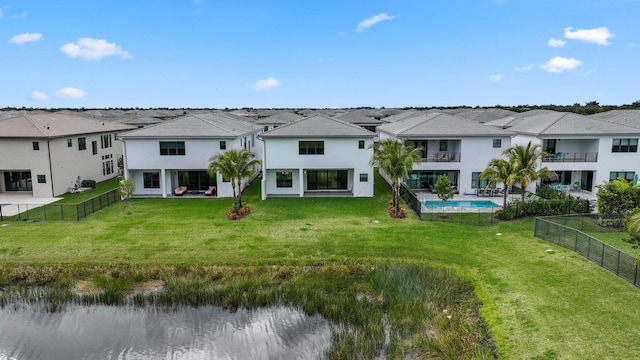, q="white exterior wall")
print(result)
[378,133,512,194]
[123,134,261,198]
[593,135,640,187]
[0,132,124,197]
[261,137,374,199]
